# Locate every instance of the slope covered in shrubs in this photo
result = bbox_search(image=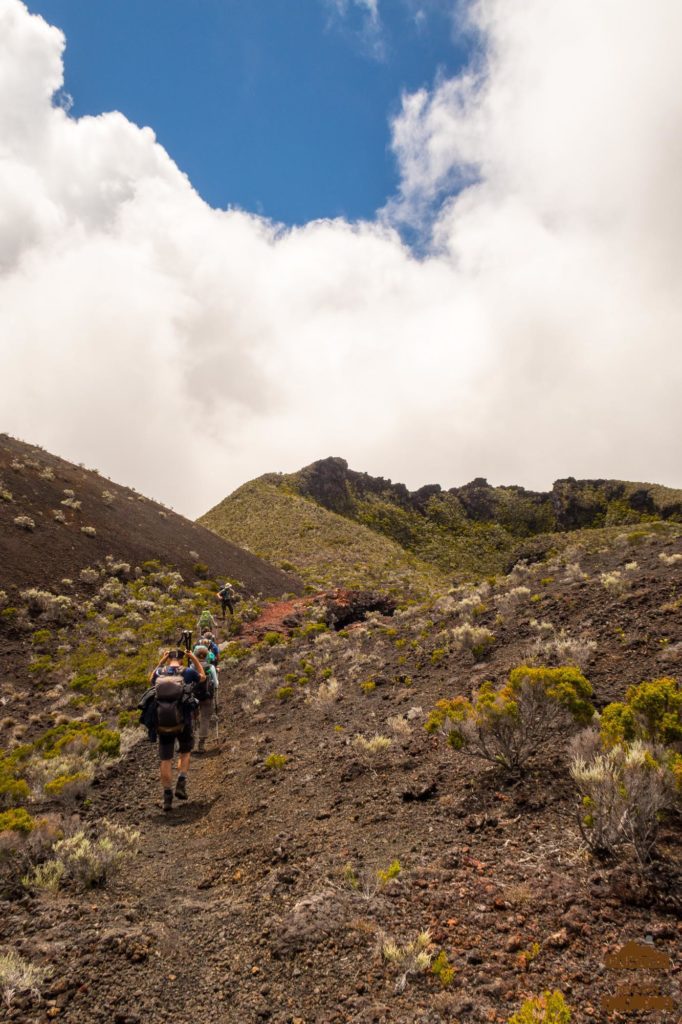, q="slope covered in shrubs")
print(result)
[0,518,680,1021]
[202,455,682,584]
[200,476,448,598]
